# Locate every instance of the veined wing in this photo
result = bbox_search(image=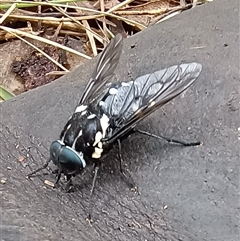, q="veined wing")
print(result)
[79,34,123,105]
[101,63,202,144]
